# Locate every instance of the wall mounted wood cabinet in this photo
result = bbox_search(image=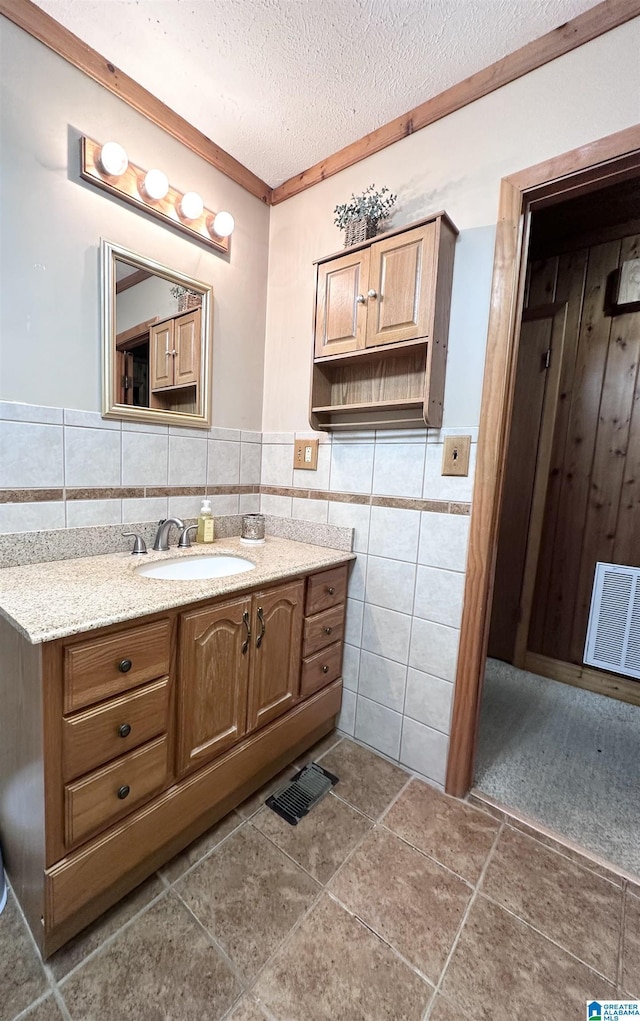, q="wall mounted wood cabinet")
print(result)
[0,562,348,957]
[311,212,458,430]
[150,307,201,395]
